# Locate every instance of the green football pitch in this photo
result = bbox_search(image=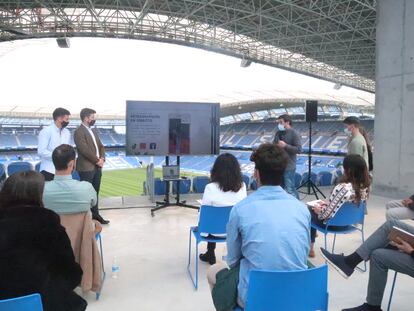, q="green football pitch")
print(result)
[100,168,203,198]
